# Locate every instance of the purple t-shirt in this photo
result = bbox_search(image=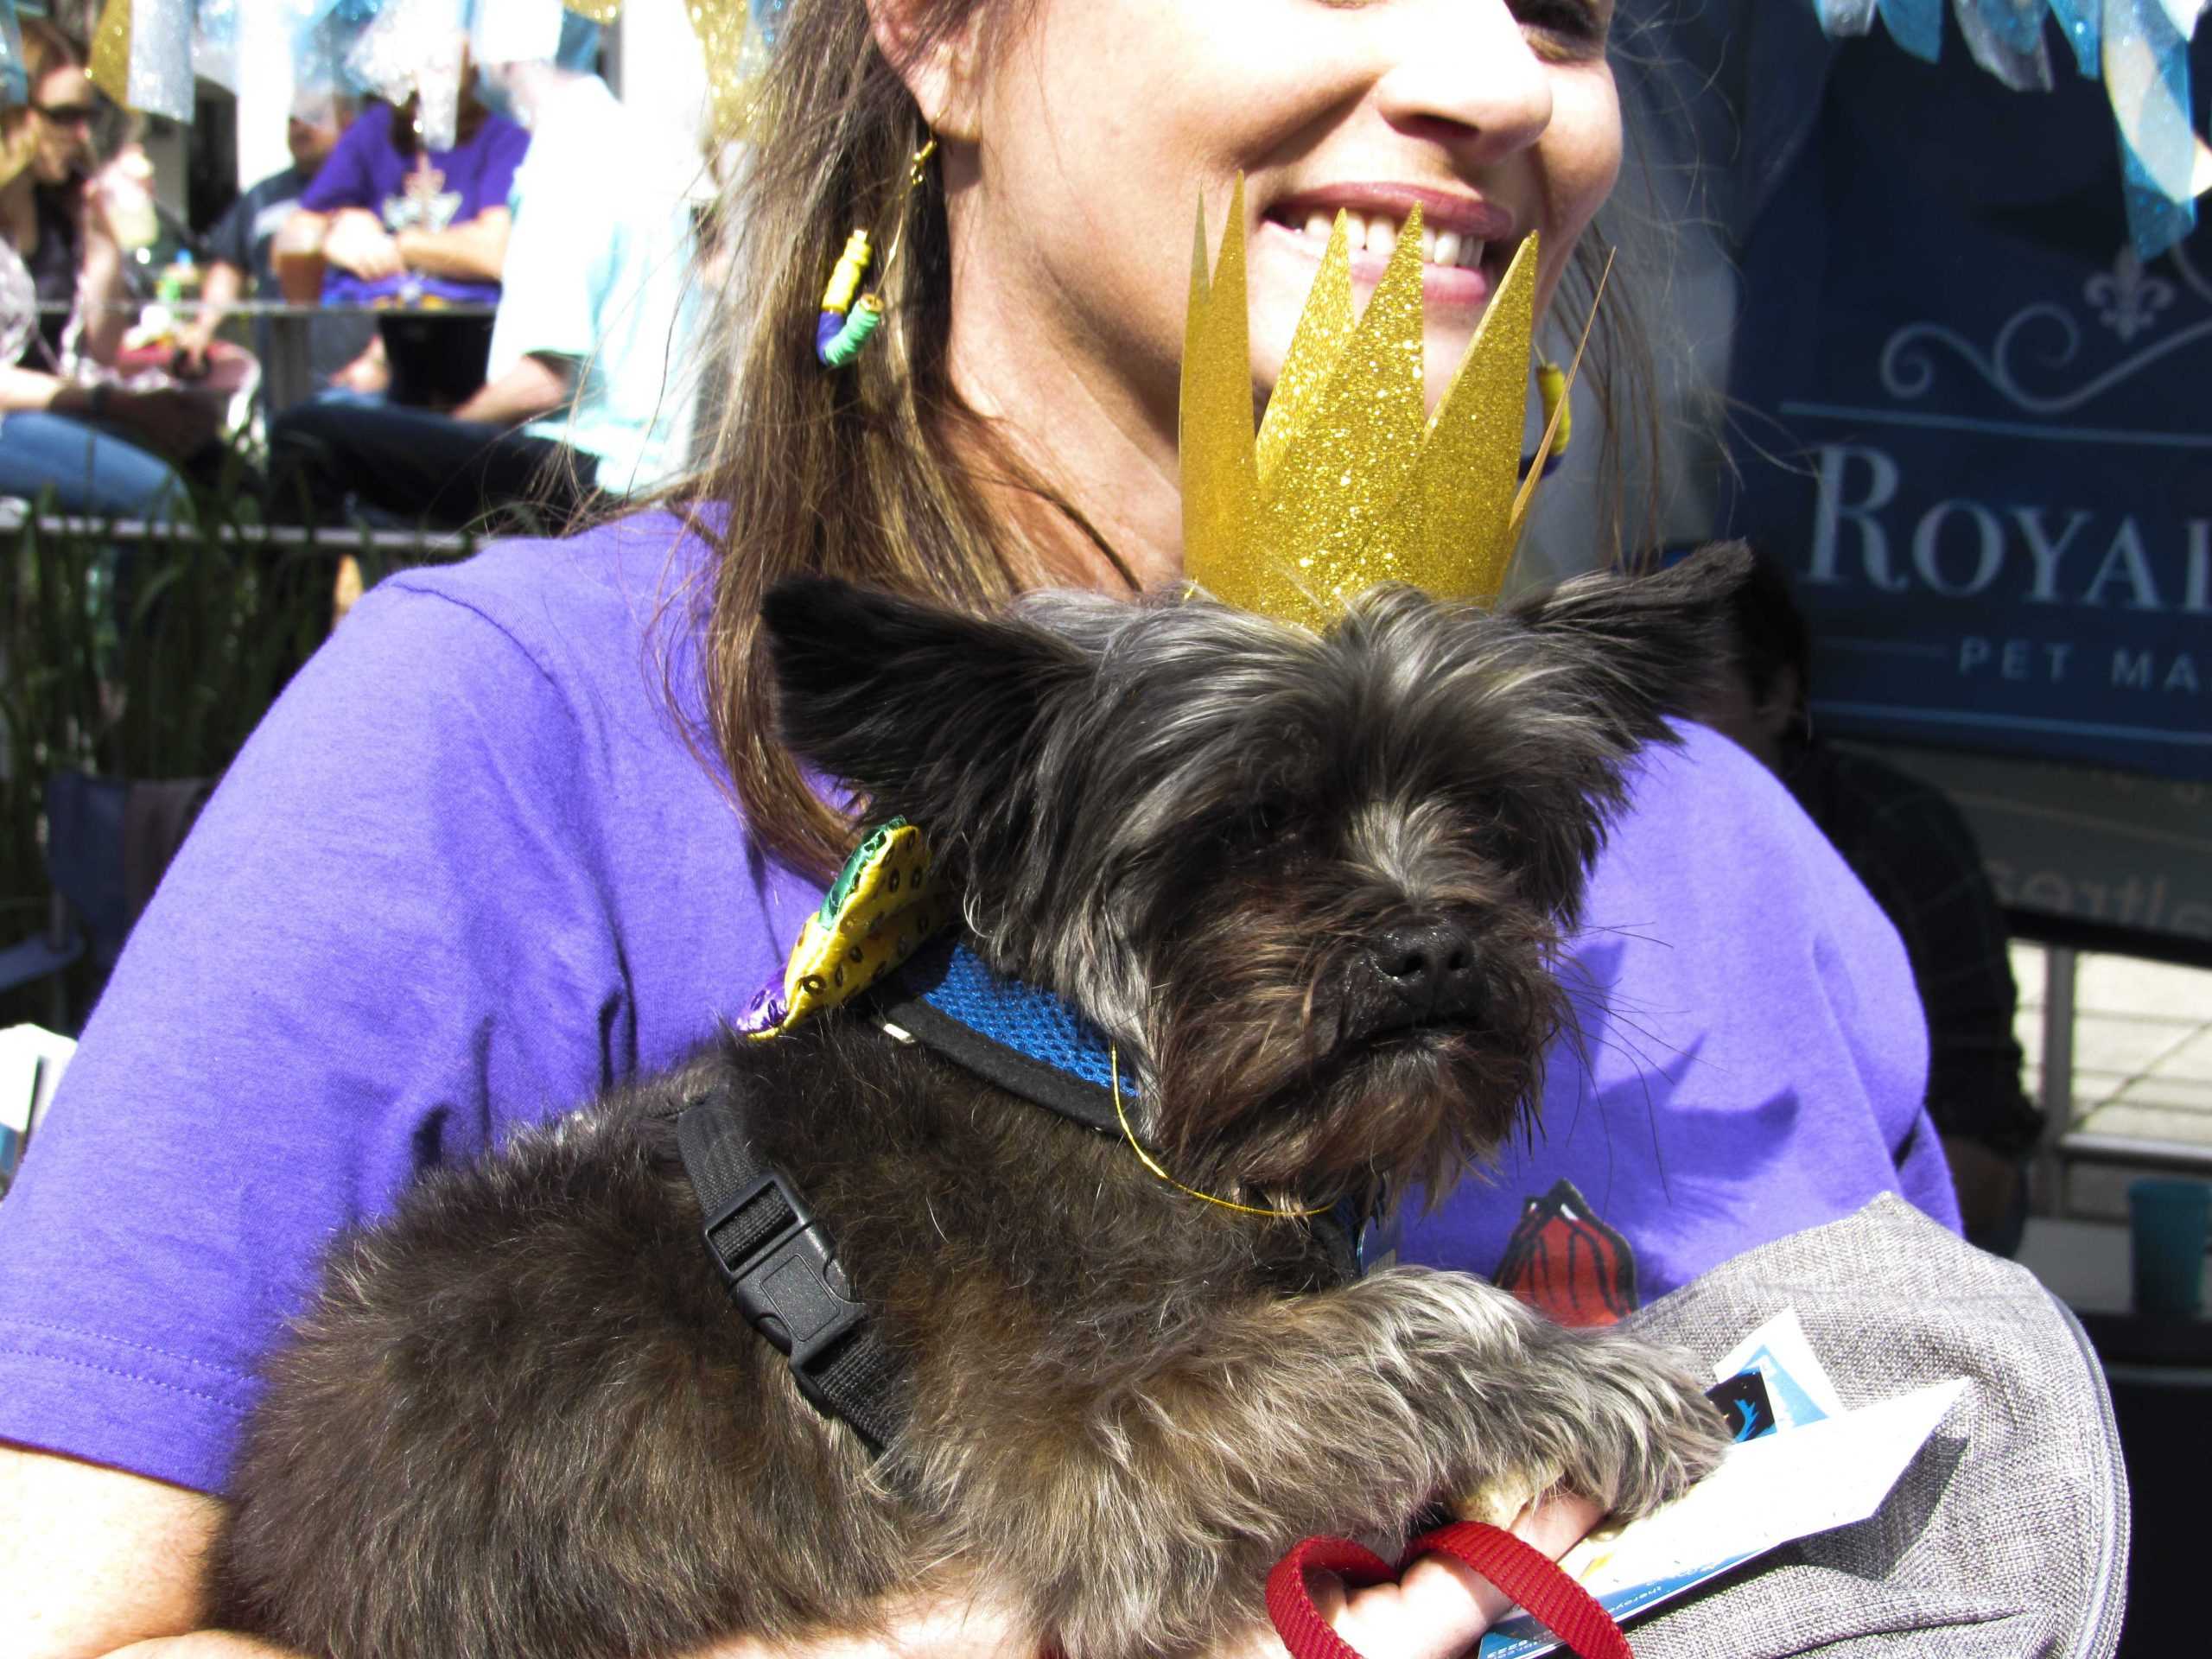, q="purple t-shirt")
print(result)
[0,516,1955,1496]
[298,102,530,307]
